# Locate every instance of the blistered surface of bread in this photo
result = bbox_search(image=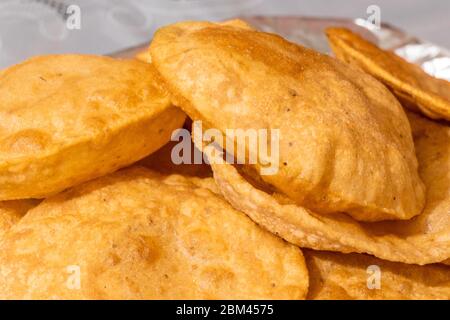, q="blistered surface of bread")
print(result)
[150,20,425,221]
[0,55,186,200]
[211,113,450,264]
[0,167,308,299]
